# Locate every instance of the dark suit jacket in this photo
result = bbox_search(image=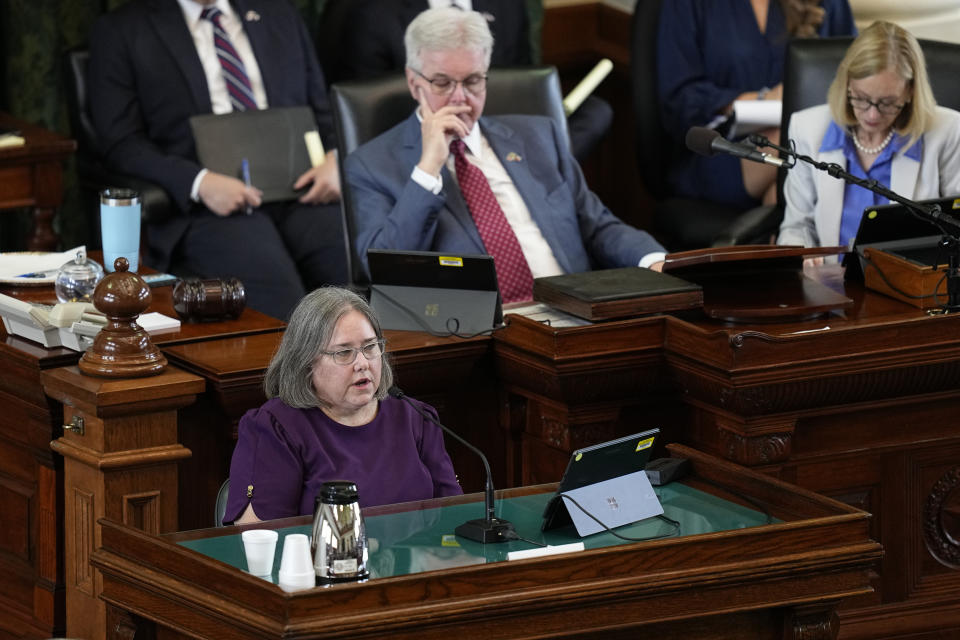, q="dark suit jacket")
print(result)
[317,0,531,86]
[87,0,336,268]
[345,113,664,281]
